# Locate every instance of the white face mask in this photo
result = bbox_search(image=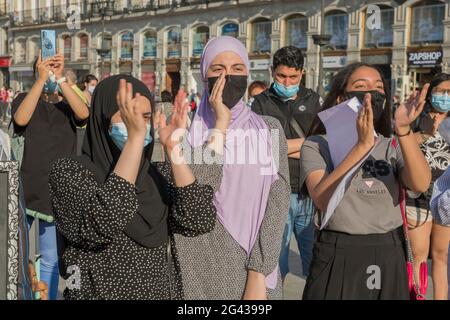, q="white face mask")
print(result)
[88,85,96,95]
